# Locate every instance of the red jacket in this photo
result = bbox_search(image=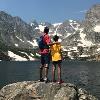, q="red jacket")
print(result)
[39,33,51,54]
